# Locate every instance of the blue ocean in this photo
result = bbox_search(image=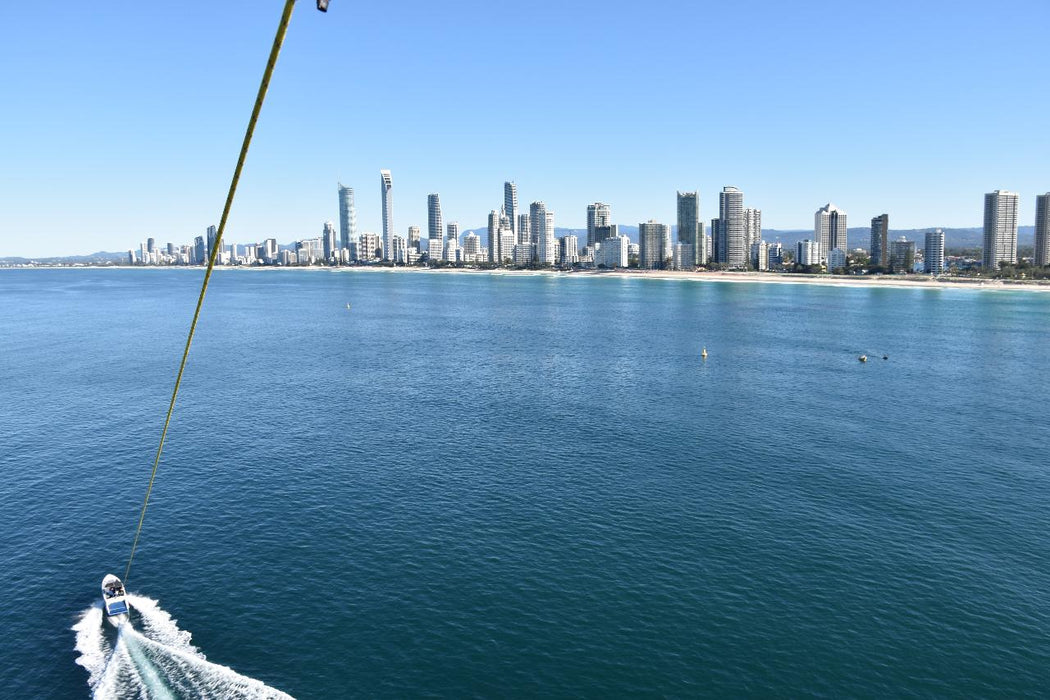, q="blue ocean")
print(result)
[2,268,1049,698]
